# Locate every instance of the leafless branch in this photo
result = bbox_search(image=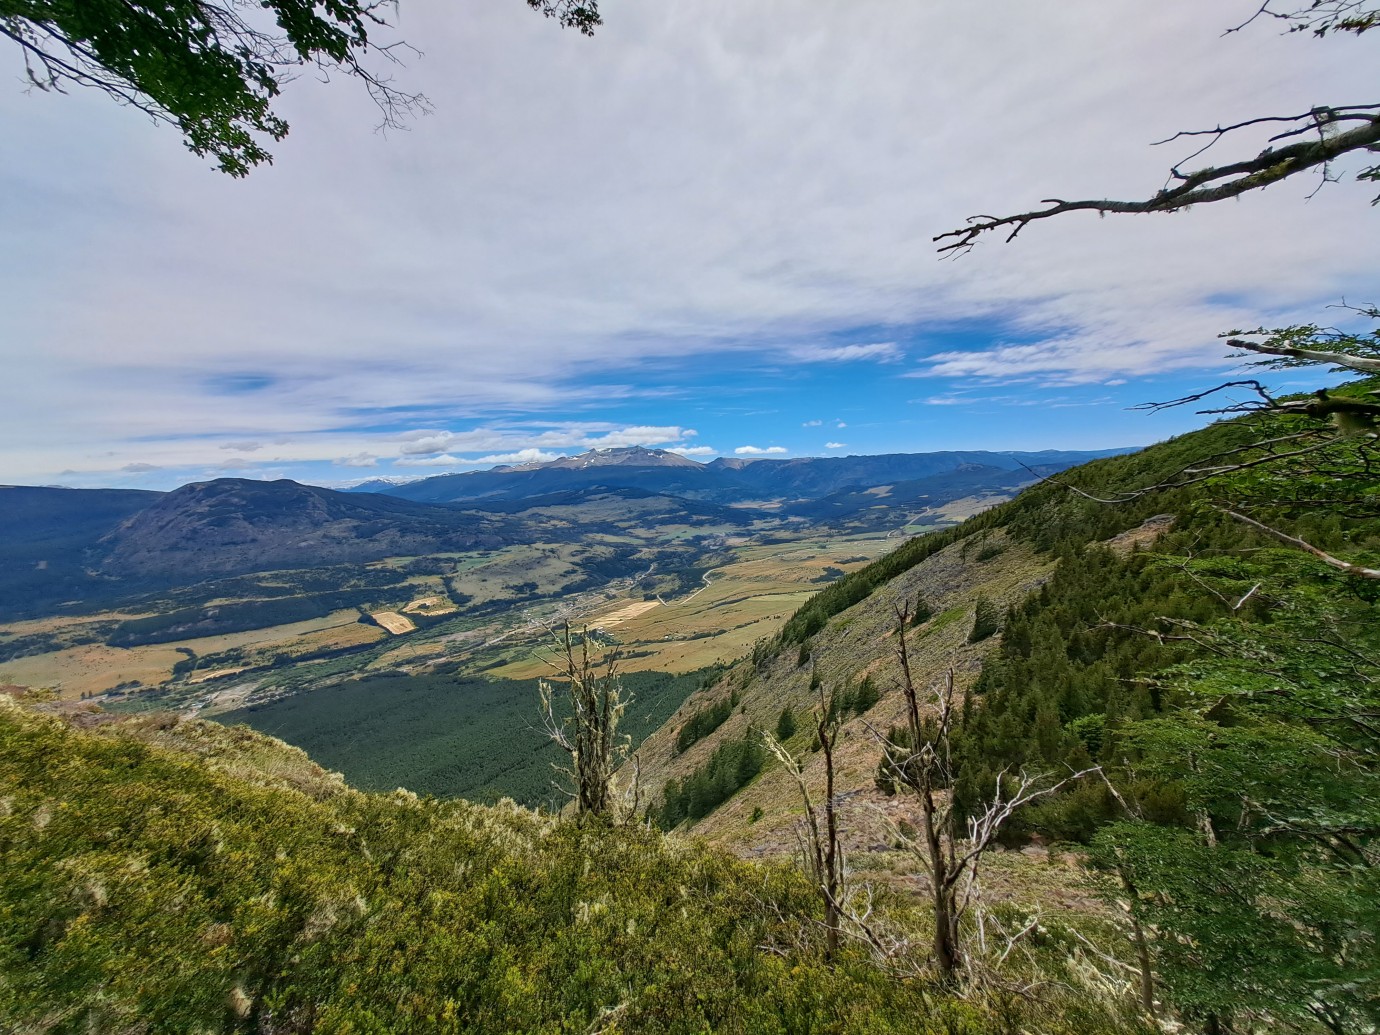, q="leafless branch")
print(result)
[935,114,1380,254]
[1221,509,1380,579]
